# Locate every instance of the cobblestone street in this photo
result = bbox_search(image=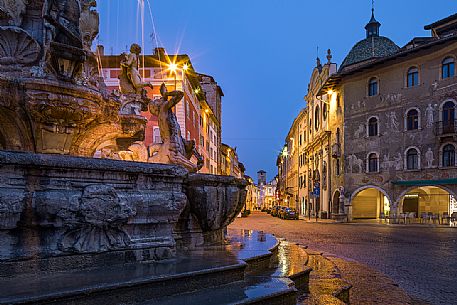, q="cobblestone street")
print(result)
[229,212,457,305]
